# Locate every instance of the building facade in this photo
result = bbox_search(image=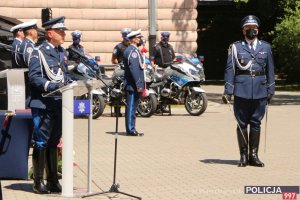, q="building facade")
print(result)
[0,0,197,62]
